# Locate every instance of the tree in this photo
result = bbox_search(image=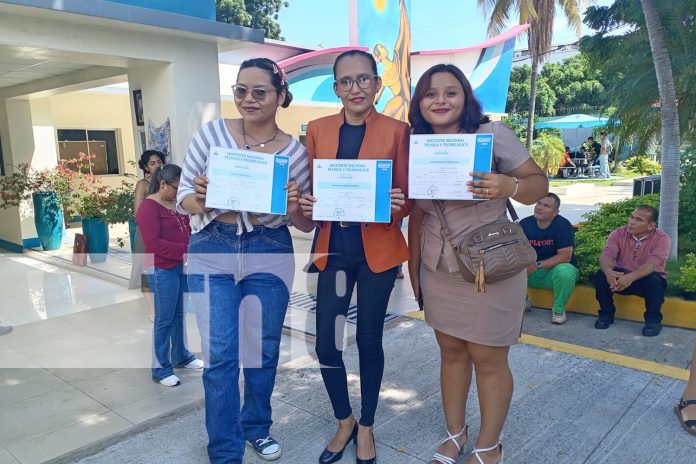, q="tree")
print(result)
[582,0,695,155]
[507,65,557,116]
[216,0,288,40]
[640,0,681,259]
[478,0,585,148]
[582,0,695,258]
